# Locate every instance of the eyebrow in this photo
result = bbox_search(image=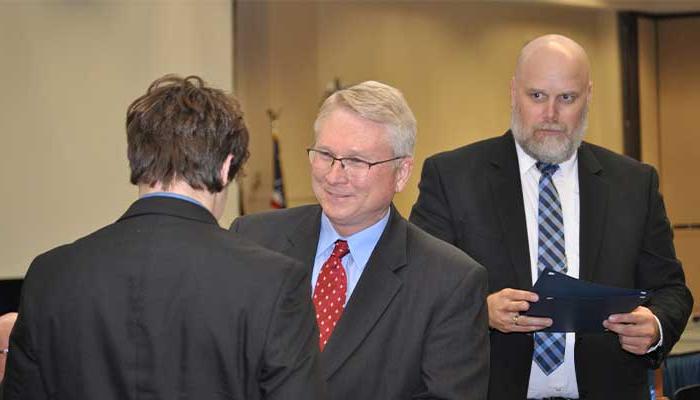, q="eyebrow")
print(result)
[315,147,371,160]
[526,88,580,96]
